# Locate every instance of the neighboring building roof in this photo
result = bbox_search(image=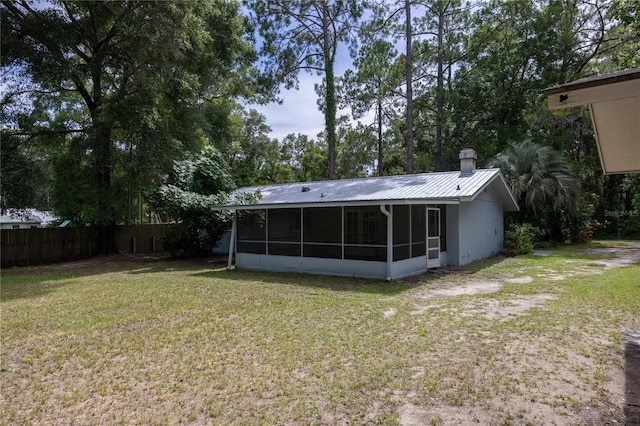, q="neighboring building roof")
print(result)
[543,68,640,174]
[0,213,40,225]
[219,168,519,211]
[0,209,58,226]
